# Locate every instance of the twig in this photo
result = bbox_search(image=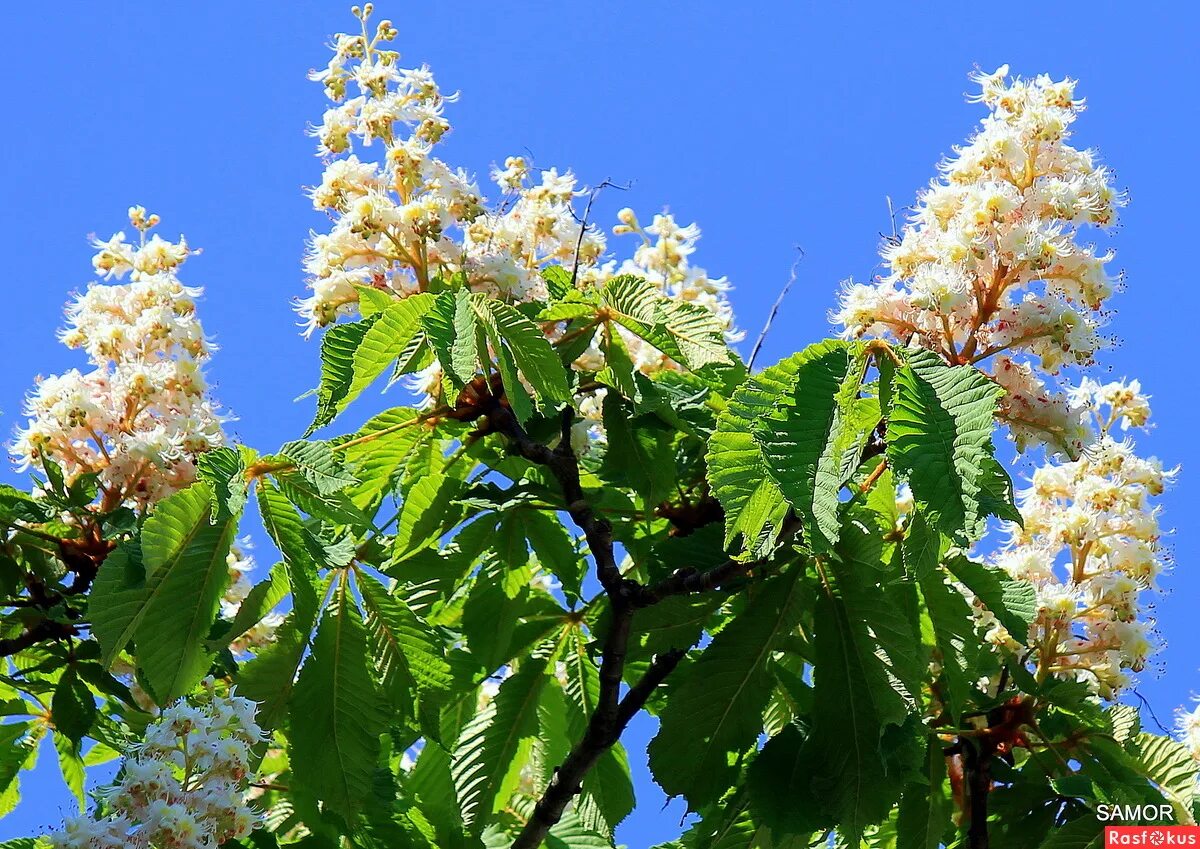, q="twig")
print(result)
[748,248,804,370]
[569,179,629,290]
[0,619,76,656]
[1130,687,1172,736]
